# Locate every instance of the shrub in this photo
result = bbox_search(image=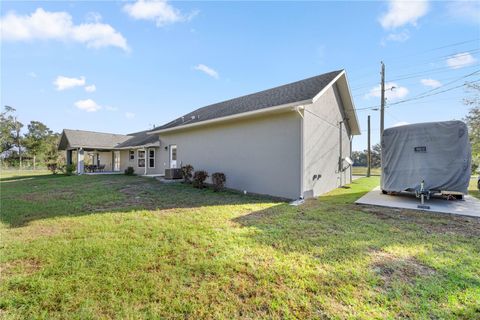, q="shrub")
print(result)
[211,172,226,192]
[181,164,194,183]
[47,162,59,174]
[124,166,135,175]
[63,164,76,176]
[193,170,208,189]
